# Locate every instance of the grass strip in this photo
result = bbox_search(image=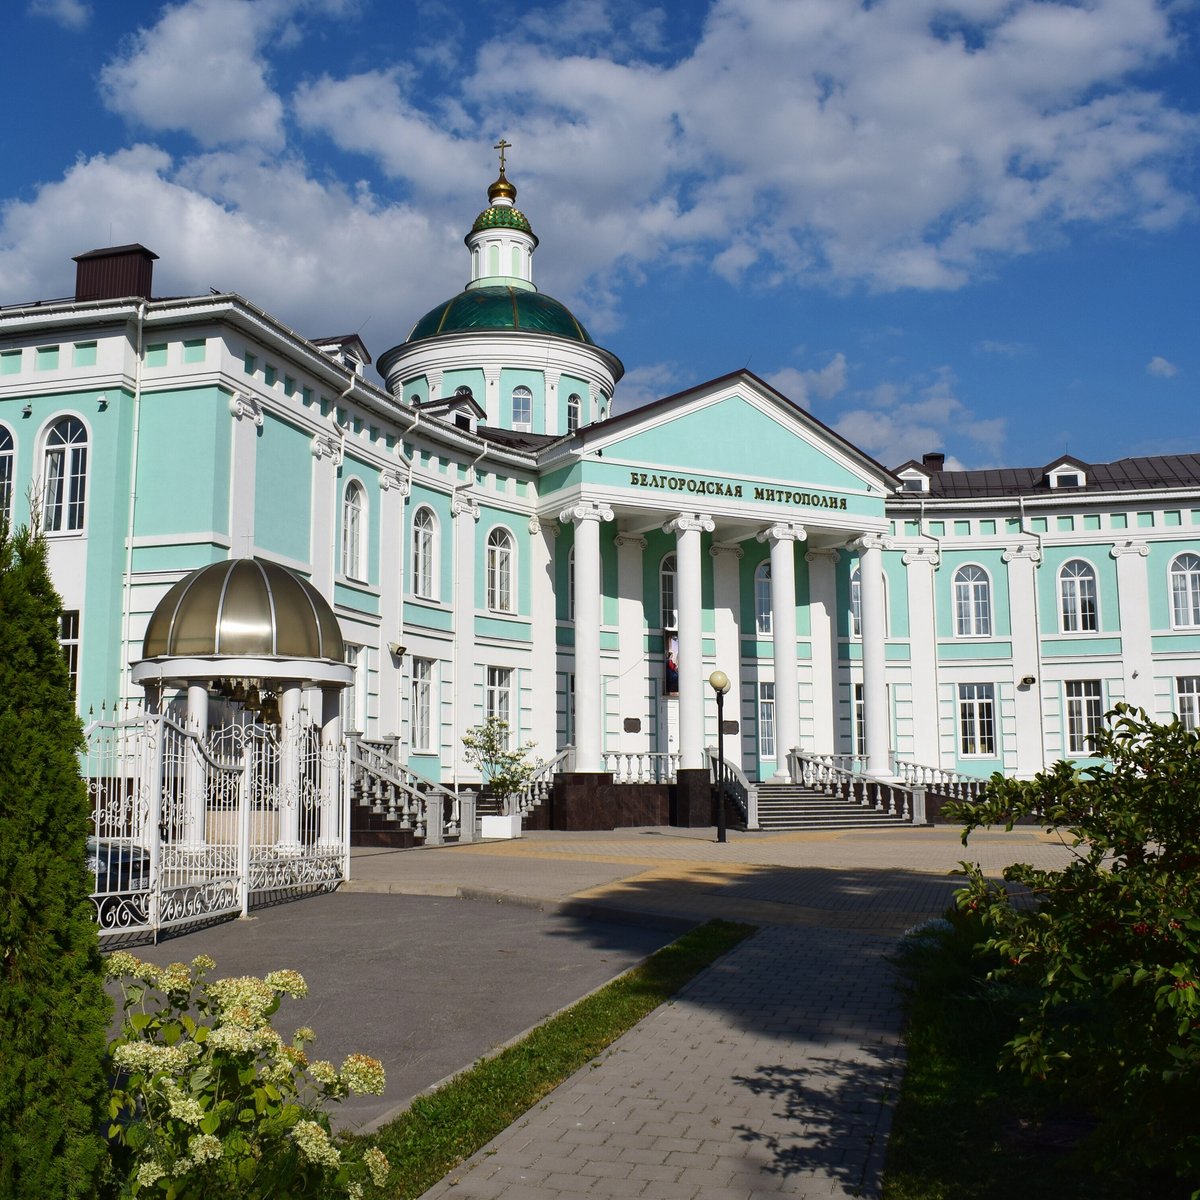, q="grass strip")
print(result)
[347,918,754,1199]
